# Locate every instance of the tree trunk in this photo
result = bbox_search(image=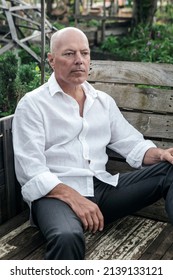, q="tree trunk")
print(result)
[46,0,54,16]
[133,0,158,25]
